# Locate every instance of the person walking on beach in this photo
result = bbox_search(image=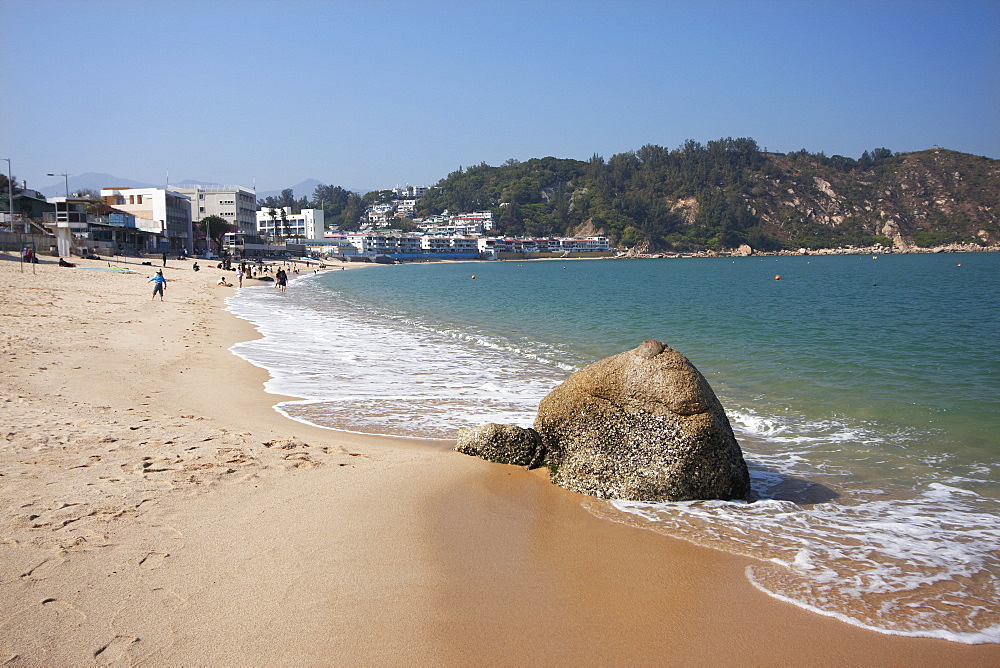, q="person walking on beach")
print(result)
[237,267,244,287]
[275,268,287,292]
[149,269,167,301]
[162,252,167,267]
